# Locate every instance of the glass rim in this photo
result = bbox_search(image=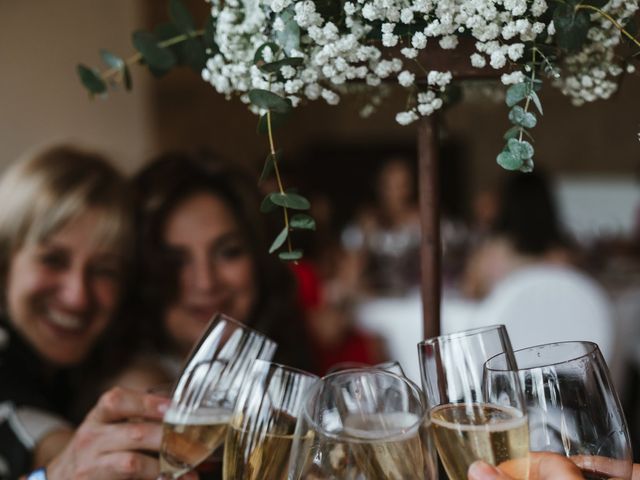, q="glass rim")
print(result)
[304,369,428,442]
[485,340,600,371]
[211,312,275,341]
[252,358,320,380]
[326,361,403,375]
[418,324,507,347]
